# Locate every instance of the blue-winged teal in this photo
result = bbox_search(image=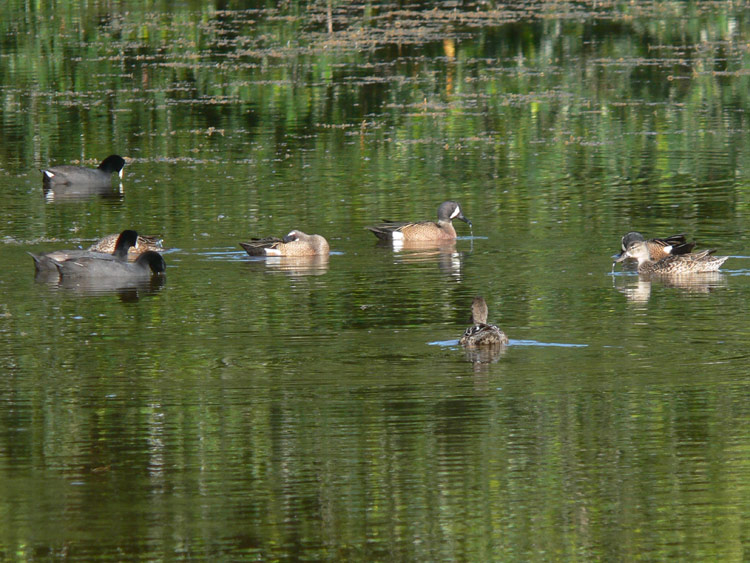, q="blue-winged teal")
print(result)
[240,230,330,257]
[29,230,138,274]
[366,201,471,242]
[625,239,728,274]
[89,233,163,259]
[53,251,166,279]
[42,155,126,186]
[613,231,695,264]
[459,296,509,347]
